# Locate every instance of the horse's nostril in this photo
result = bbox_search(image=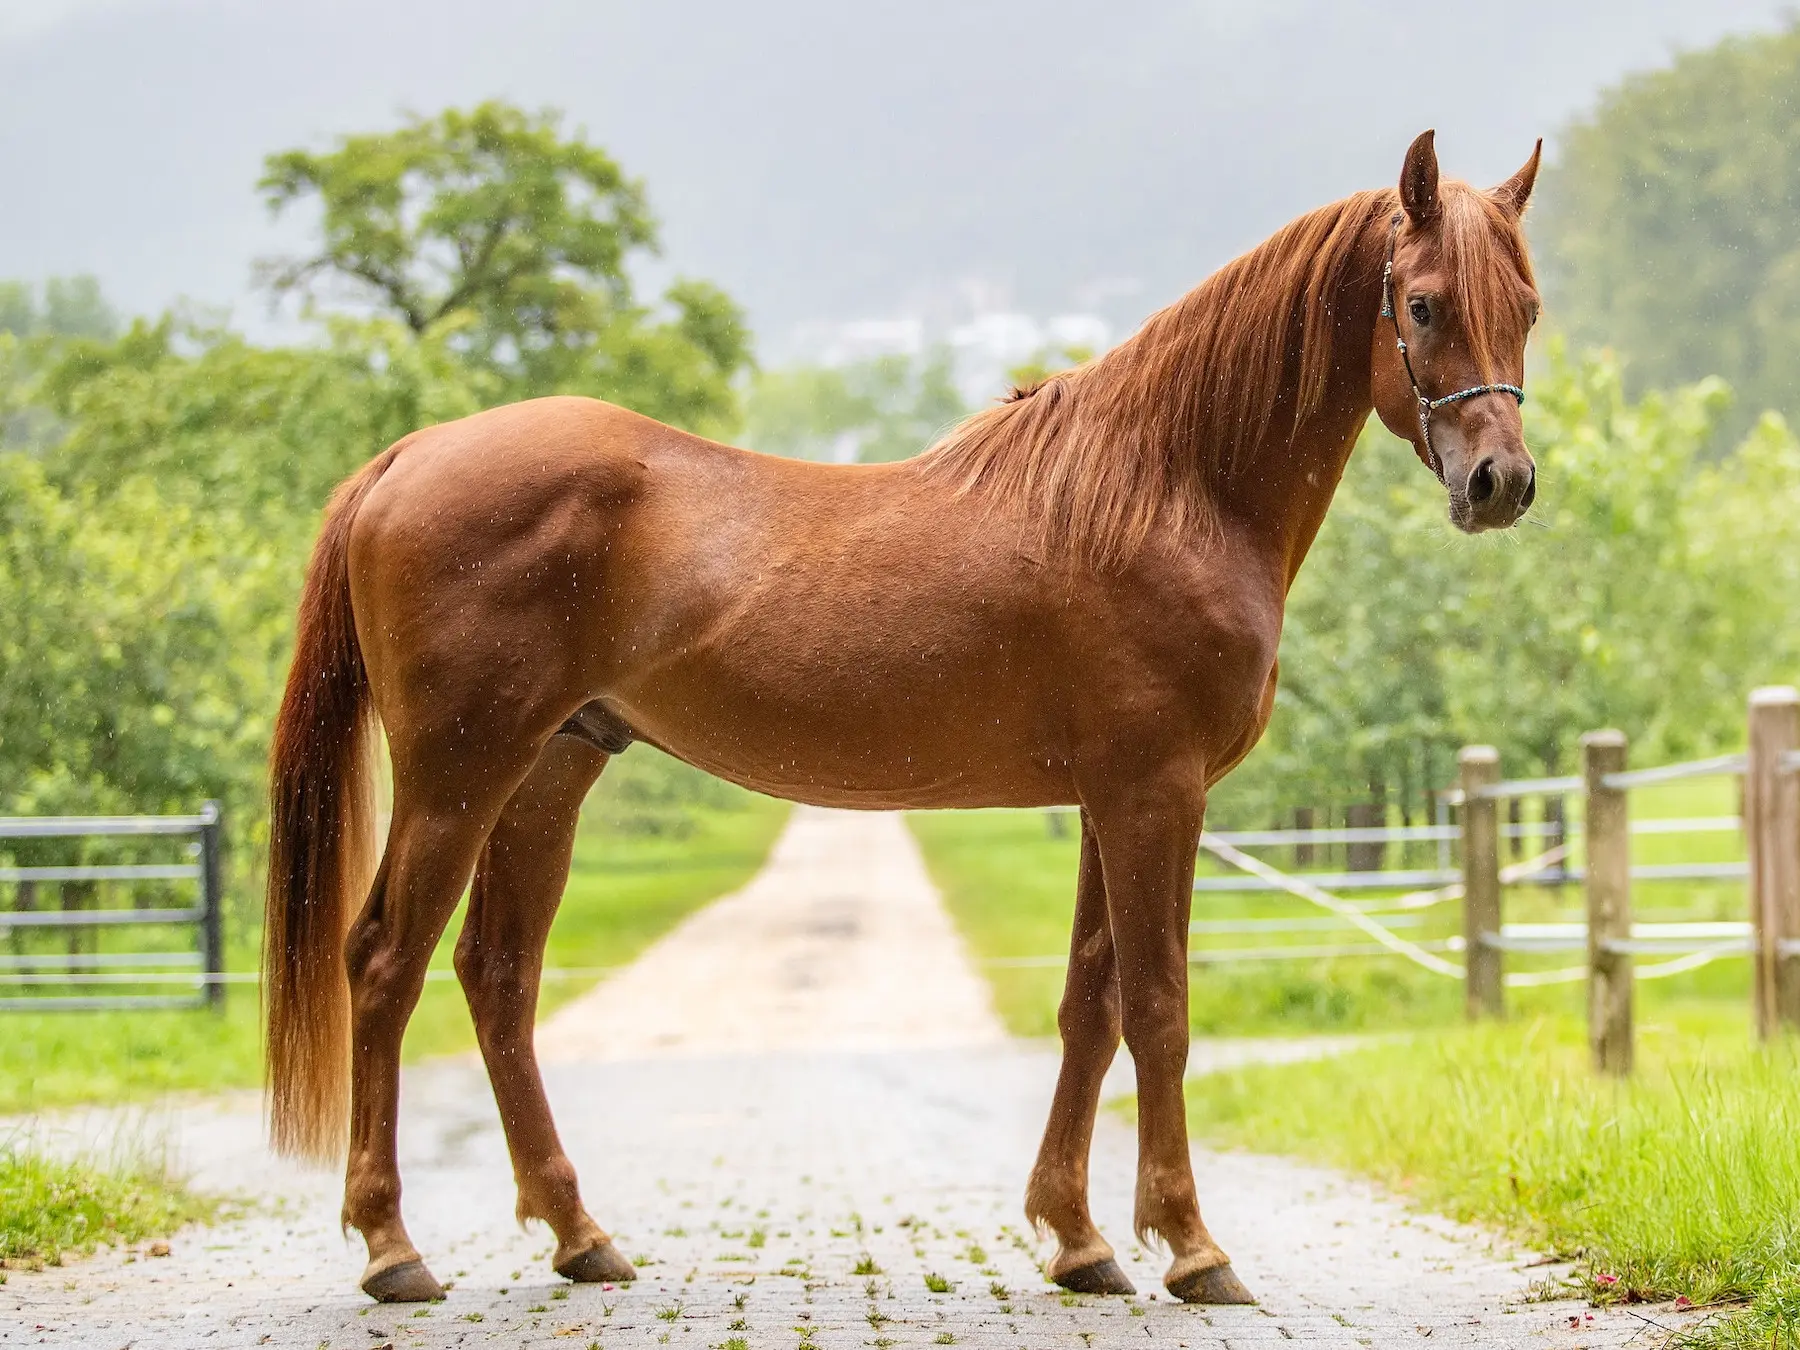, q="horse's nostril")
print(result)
[1467,458,1497,506]
[1519,466,1537,512]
